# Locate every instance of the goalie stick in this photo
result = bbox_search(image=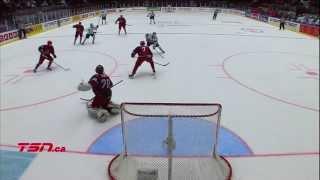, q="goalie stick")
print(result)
[80,80,124,101]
